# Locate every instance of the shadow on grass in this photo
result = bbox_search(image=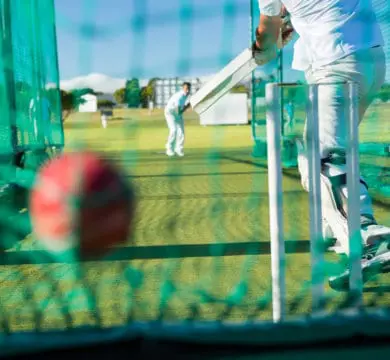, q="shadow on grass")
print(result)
[0,240,311,265]
[363,286,390,293]
[131,170,268,179]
